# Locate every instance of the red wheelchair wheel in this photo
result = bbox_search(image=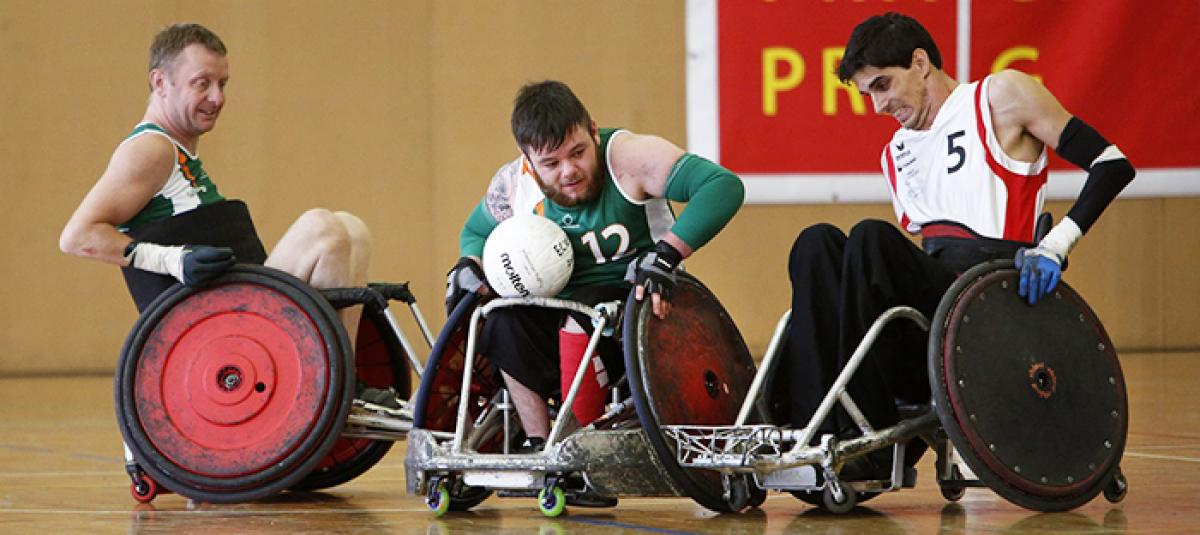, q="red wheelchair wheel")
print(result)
[115,266,354,503]
[623,272,762,513]
[294,306,412,490]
